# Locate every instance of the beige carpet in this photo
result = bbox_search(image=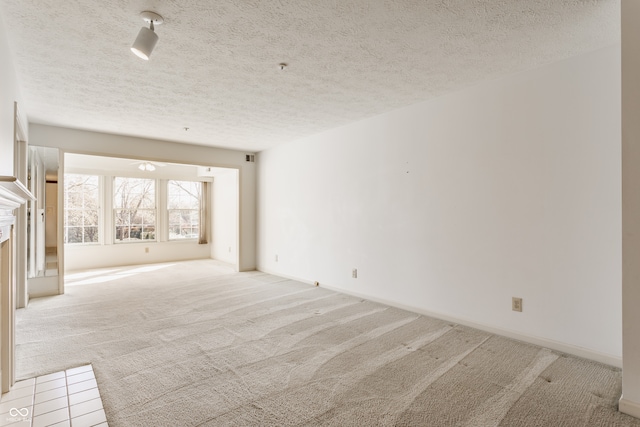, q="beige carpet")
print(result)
[16,260,640,426]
